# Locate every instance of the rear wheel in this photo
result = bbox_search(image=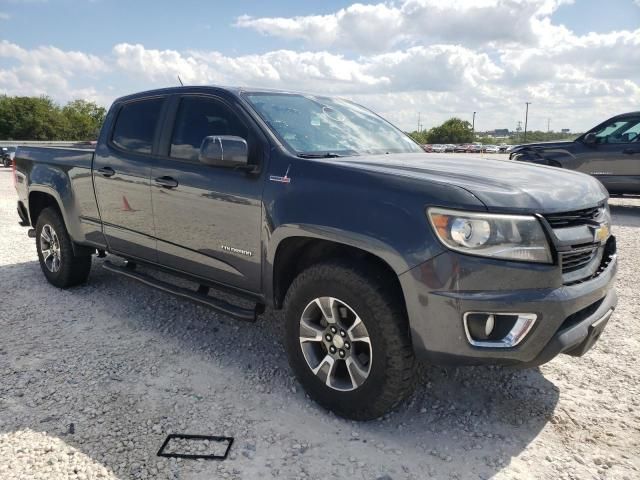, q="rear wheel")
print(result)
[35,207,92,288]
[2,157,10,168]
[283,261,416,420]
